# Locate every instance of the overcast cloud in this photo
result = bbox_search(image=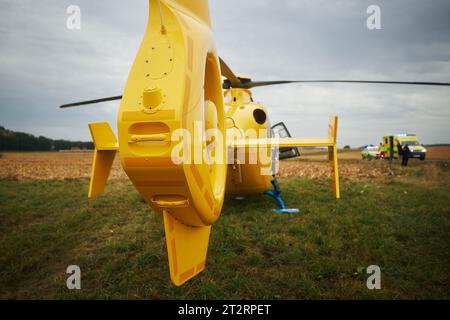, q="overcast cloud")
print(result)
[0,0,449,147]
